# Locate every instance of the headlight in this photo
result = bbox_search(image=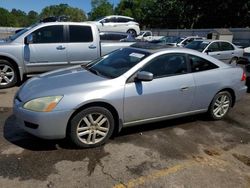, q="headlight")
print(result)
[23,96,63,112]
